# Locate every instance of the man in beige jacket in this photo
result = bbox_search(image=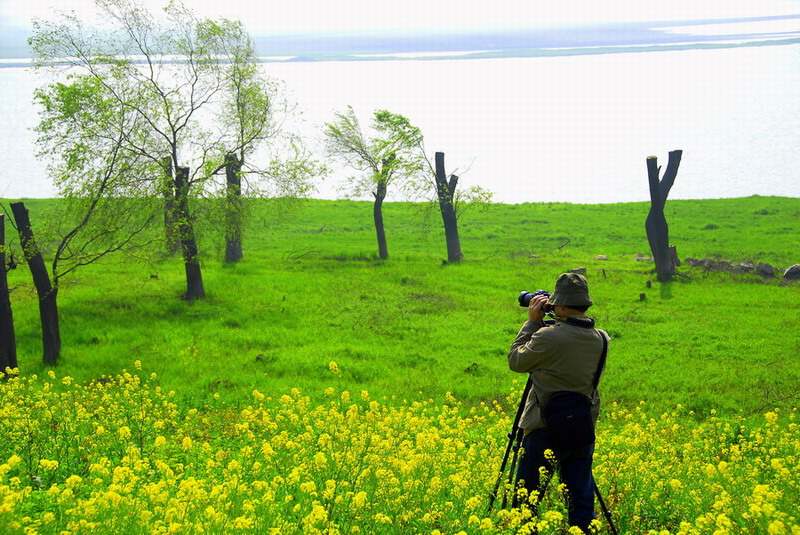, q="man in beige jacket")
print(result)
[508,272,609,534]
